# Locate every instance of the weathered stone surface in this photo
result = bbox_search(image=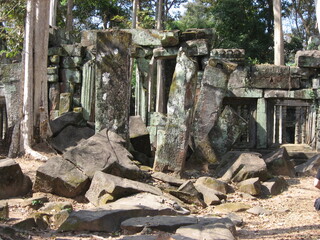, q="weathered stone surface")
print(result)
[261,177,288,196]
[227,66,249,89]
[209,106,246,158]
[263,148,295,177]
[61,68,81,83]
[194,184,221,206]
[0,159,32,199]
[250,65,300,89]
[59,193,188,232]
[169,190,206,207]
[295,154,320,176]
[61,44,83,57]
[237,178,261,196]
[48,47,63,56]
[95,30,131,141]
[49,55,60,64]
[195,176,230,194]
[85,171,162,206]
[185,39,208,56]
[50,125,95,153]
[153,47,179,59]
[264,89,315,99]
[0,202,8,219]
[123,29,179,47]
[13,214,49,230]
[49,112,86,136]
[295,50,320,68]
[129,116,151,157]
[226,88,263,98]
[211,49,245,64]
[176,217,237,240]
[219,153,270,182]
[121,216,198,234]
[33,156,90,198]
[212,203,251,214]
[154,49,197,173]
[63,129,142,180]
[247,206,271,216]
[152,172,185,187]
[59,92,72,115]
